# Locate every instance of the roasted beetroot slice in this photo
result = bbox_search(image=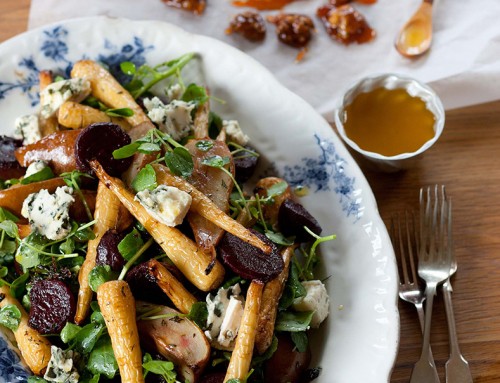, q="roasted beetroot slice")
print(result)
[29,279,76,334]
[75,122,132,176]
[278,198,322,242]
[95,229,126,272]
[234,146,259,183]
[125,262,170,305]
[0,135,24,179]
[218,230,283,283]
